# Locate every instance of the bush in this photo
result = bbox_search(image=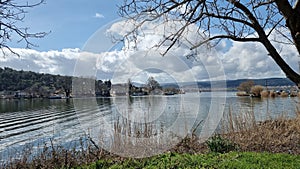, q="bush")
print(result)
[237,80,254,94]
[206,135,239,153]
[260,90,269,97]
[280,91,289,97]
[251,85,264,97]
